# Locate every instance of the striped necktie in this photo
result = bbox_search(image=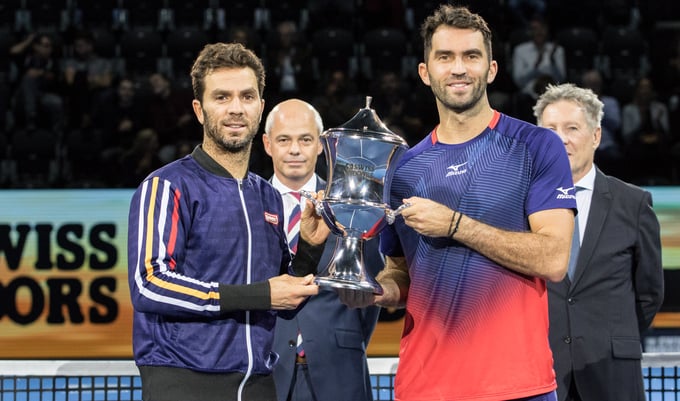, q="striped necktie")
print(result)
[287,191,301,254]
[287,192,305,357]
[296,330,305,358]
